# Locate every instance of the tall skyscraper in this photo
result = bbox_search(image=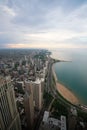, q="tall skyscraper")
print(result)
[24,81,34,130]
[0,76,21,130]
[32,78,43,110]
